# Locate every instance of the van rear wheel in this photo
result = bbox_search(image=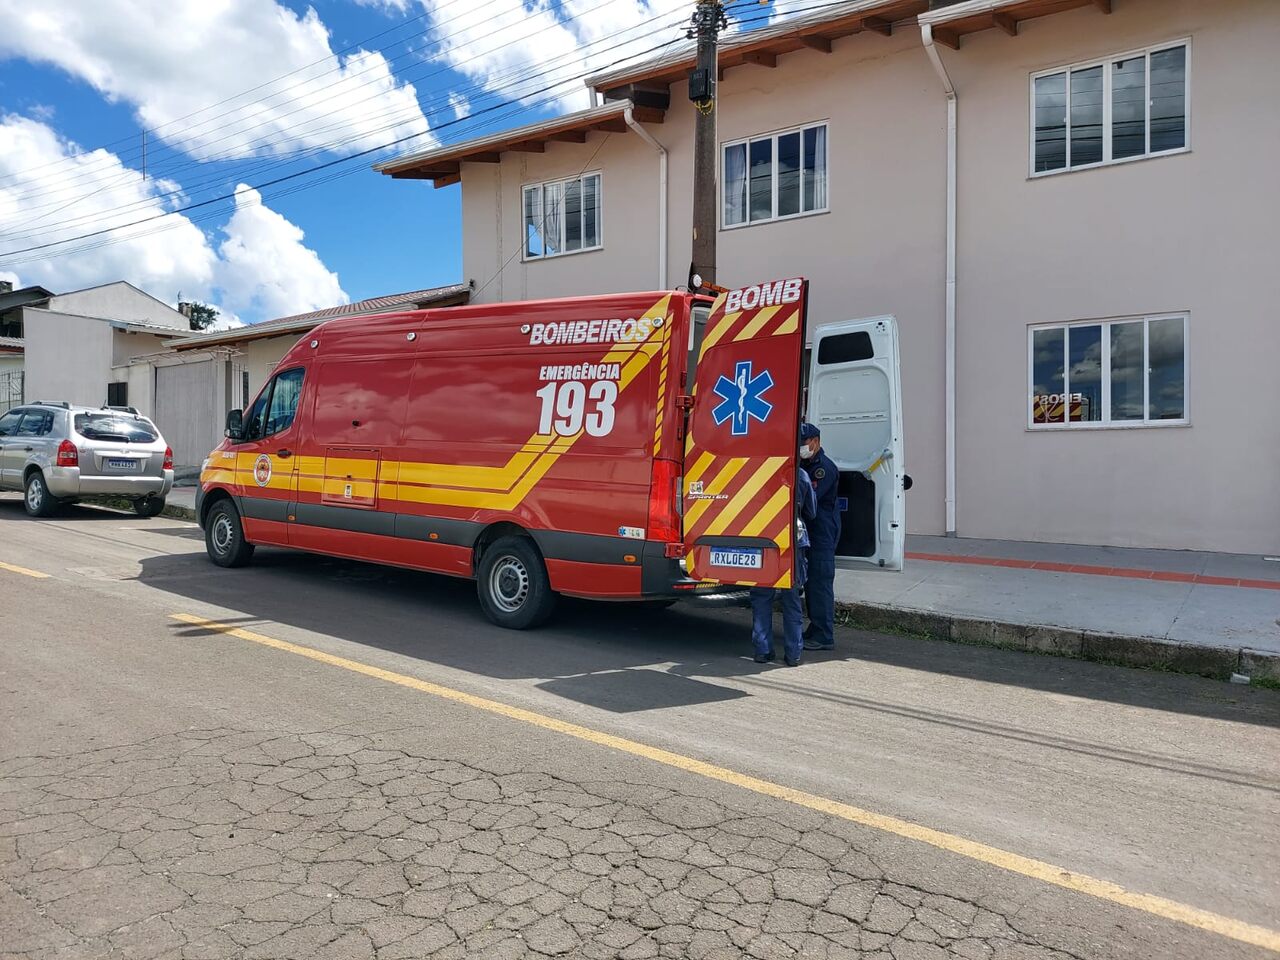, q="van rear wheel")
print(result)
[476,536,556,629]
[205,500,254,568]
